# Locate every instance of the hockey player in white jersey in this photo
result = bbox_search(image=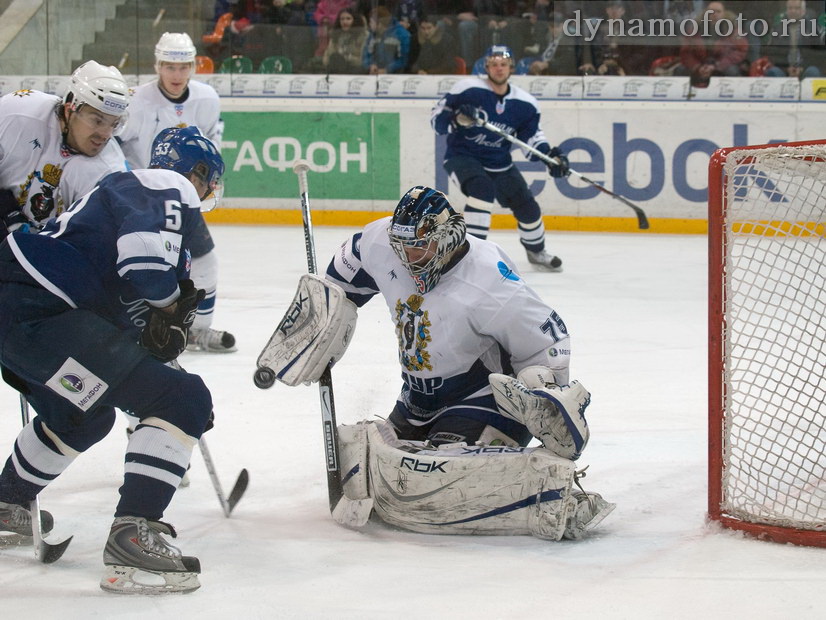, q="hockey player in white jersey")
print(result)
[0,126,223,593]
[266,186,613,540]
[0,60,129,238]
[431,45,569,272]
[117,32,235,354]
